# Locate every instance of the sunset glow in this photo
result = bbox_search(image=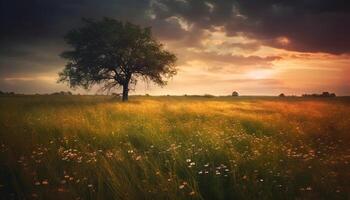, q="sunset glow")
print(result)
[1,0,349,95]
